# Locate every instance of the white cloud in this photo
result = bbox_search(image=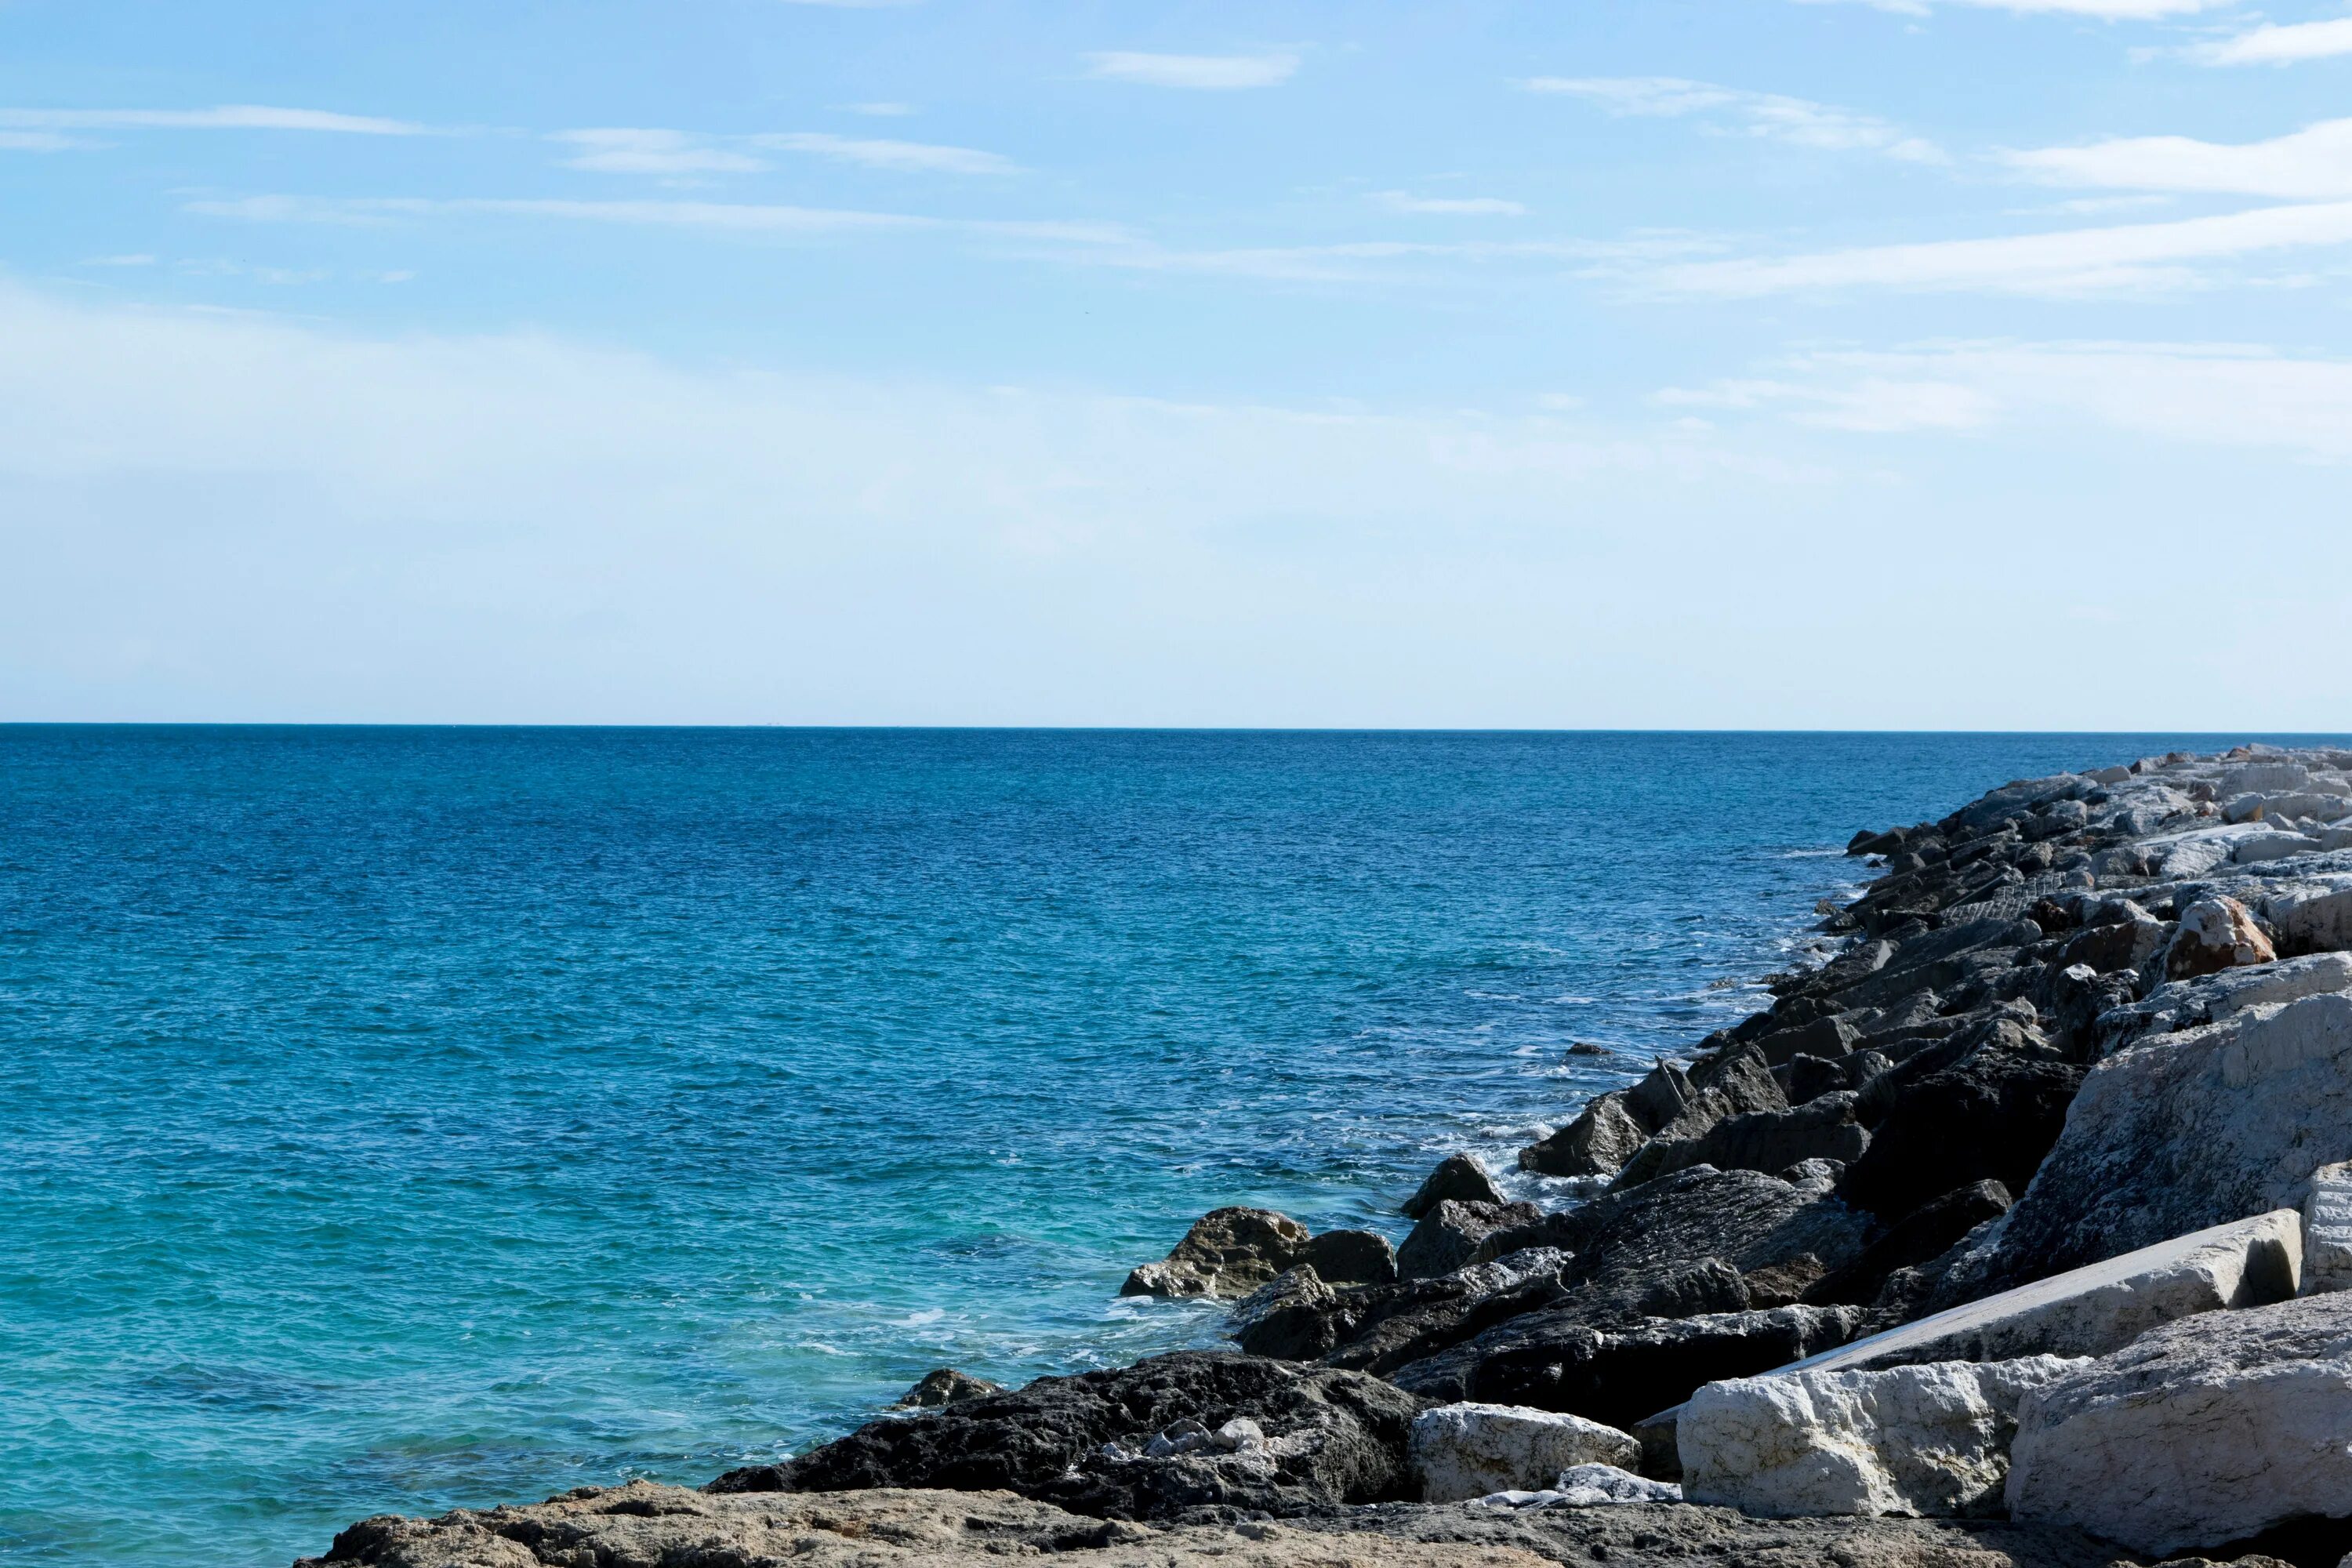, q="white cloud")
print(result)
[1651,201,2352,296]
[757,131,1021,176]
[0,104,423,134]
[1523,77,1944,163]
[554,129,768,175]
[2187,16,2352,64]
[1374,191,1528,216]
[1084,52,1298,89]
[0,129,82,151]
[2009,118,2352,199]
